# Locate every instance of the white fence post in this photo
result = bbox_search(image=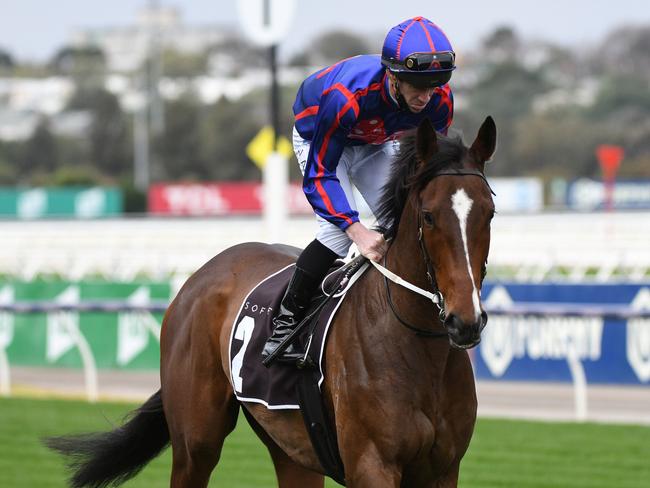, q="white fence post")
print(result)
[566,349,588,422]
[0,286,14,396]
